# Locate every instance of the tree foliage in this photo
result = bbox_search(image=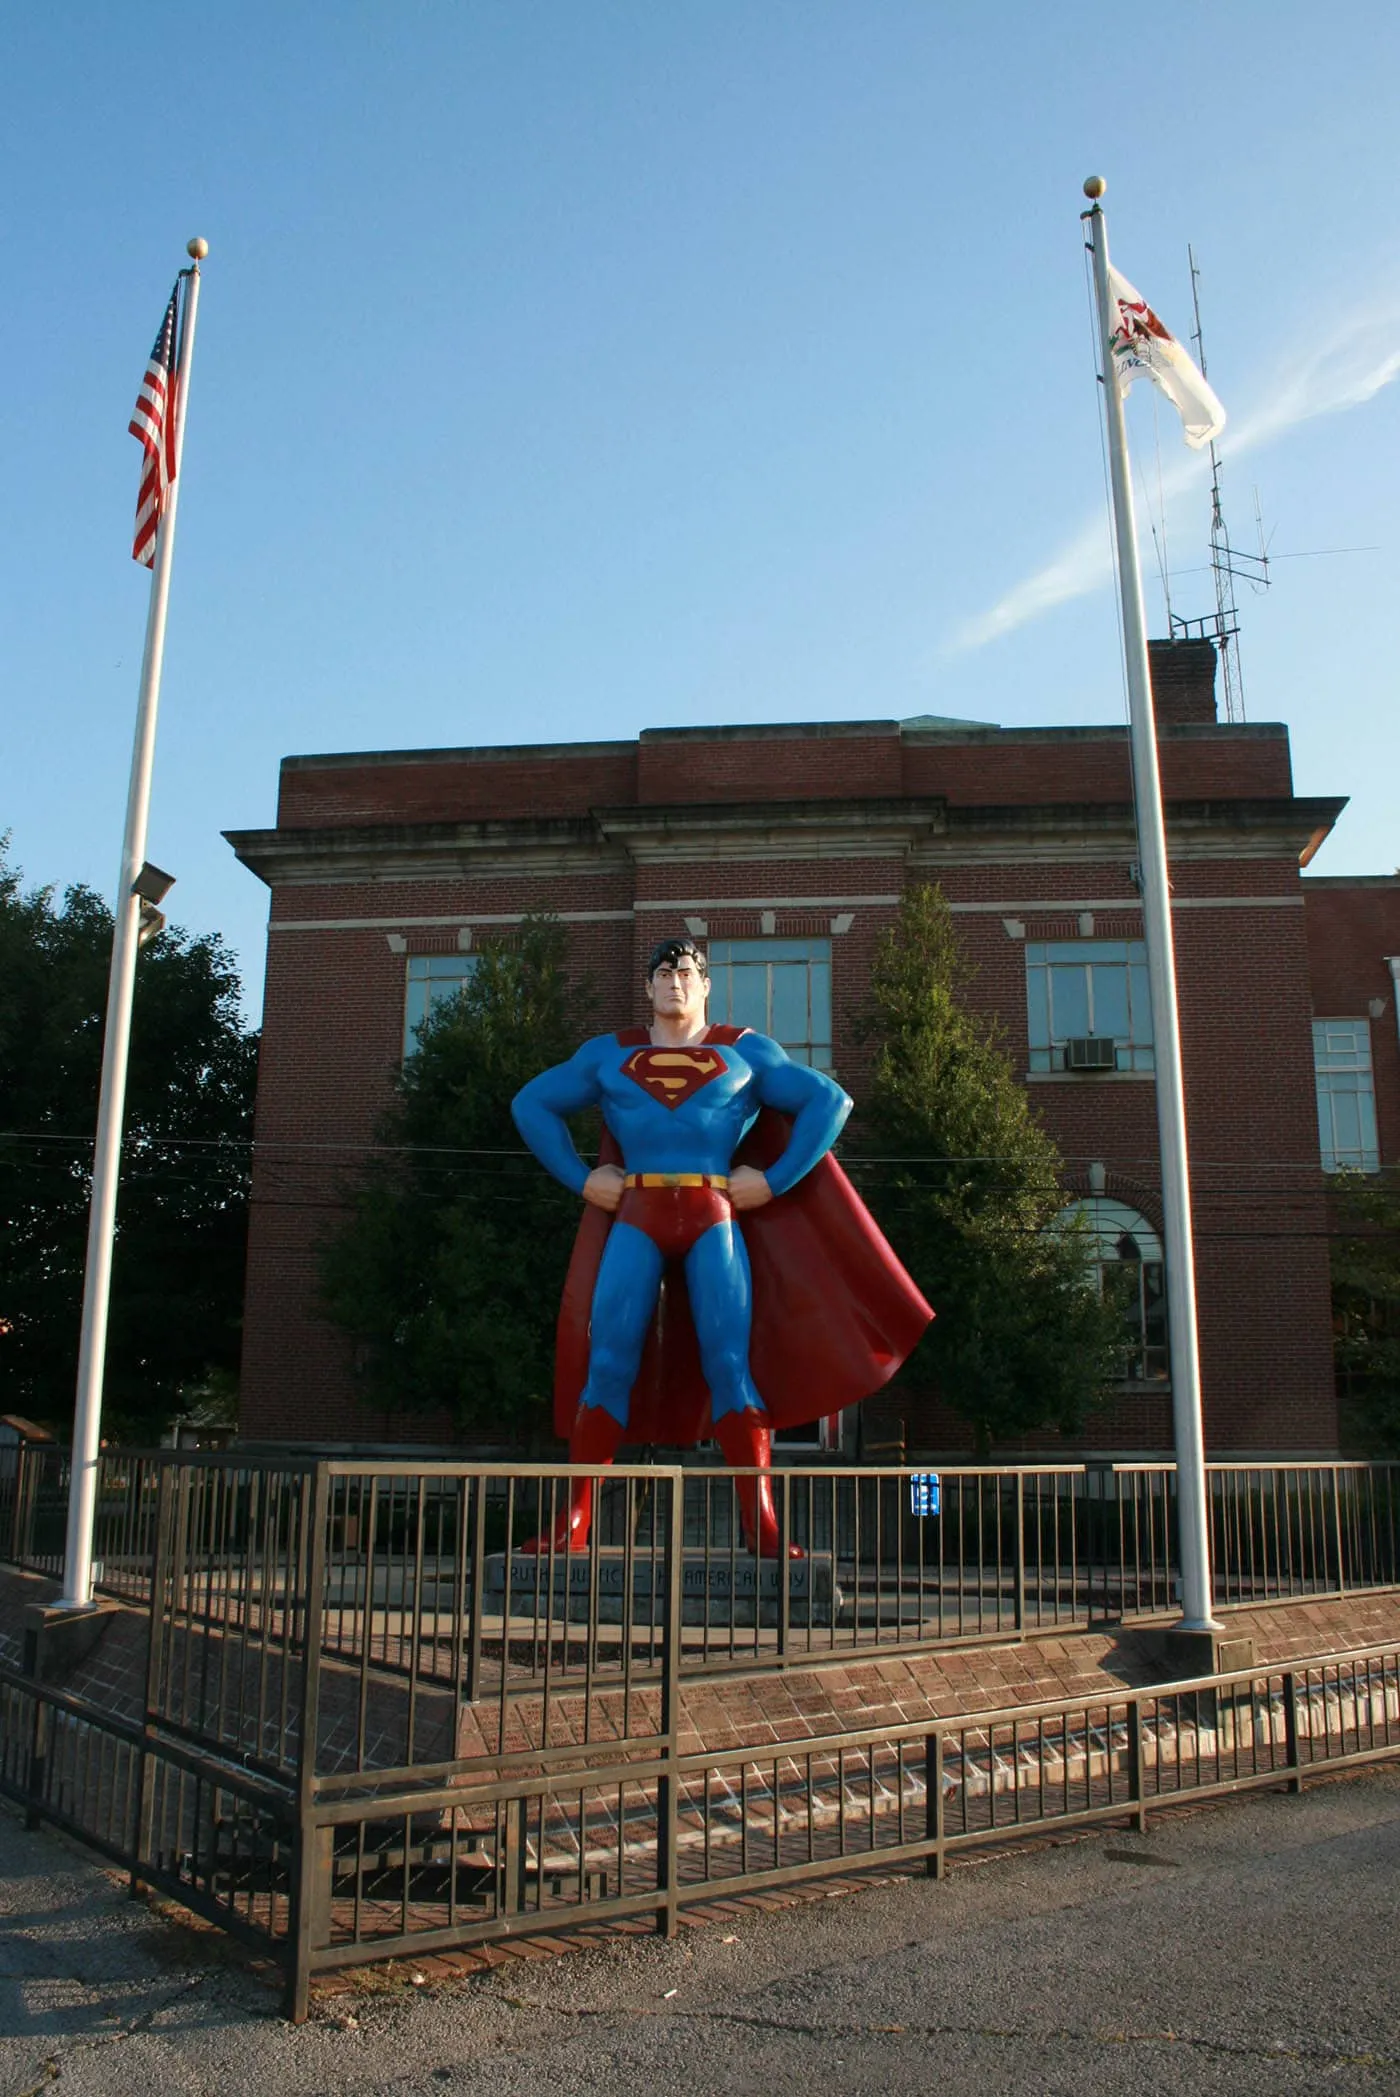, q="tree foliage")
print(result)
[852,884,1123,1453]
[1331,1170,1400,1454]
[319,917,597,1437]
[0,843,257,1439]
